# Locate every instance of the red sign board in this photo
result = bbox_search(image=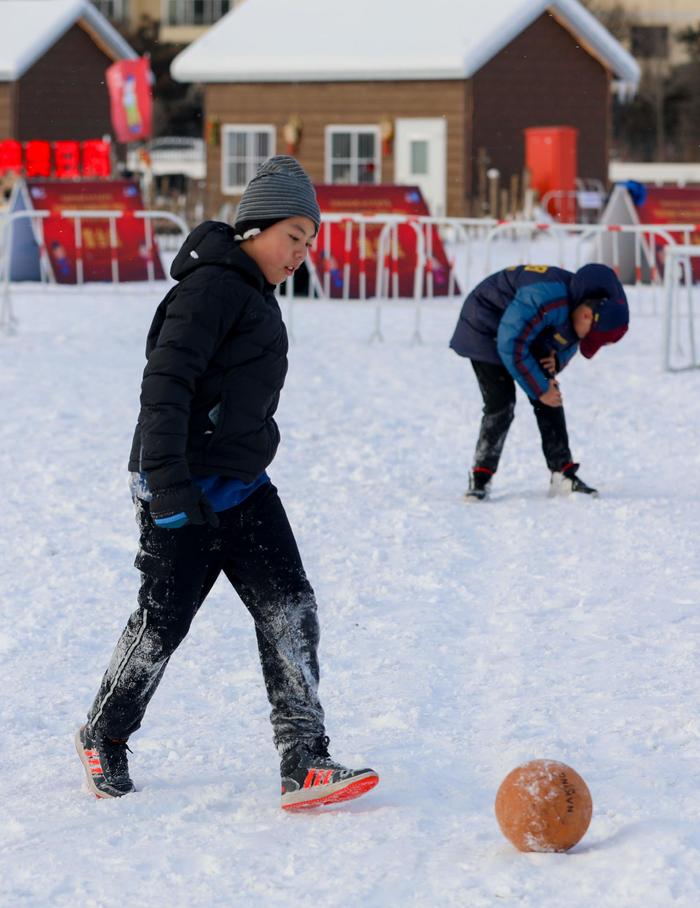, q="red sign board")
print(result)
[105,58,153,143]
[311,185,455,298]
[82,140,112,178]
[0,139,22,173]
[27,180,165,283]
[25,141,51,178]
[636,186,700,279]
